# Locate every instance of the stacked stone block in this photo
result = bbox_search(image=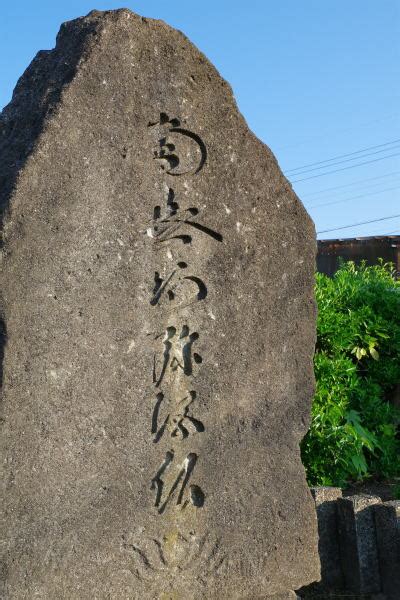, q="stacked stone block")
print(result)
[303,489,400,598]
